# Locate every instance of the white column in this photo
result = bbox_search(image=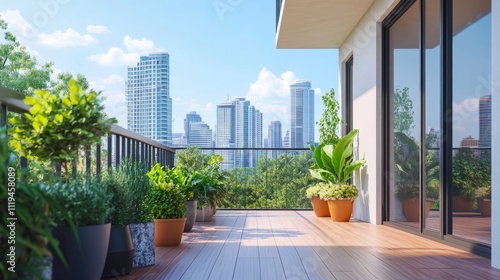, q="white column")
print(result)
[492,0,500,269]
